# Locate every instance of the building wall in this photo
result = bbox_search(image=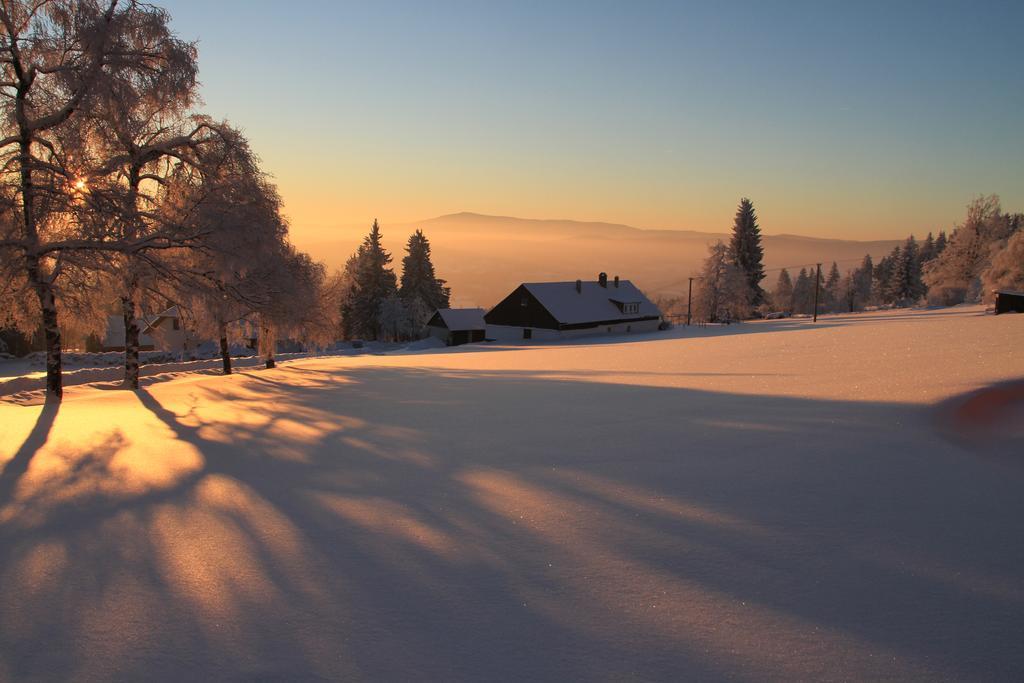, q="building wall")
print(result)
[426,325,450,344]
[148,320,188,353]
[484,285,560,330]
[487,318,660,342]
